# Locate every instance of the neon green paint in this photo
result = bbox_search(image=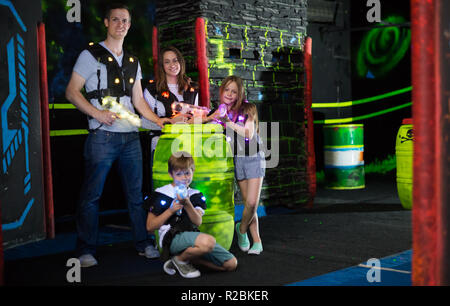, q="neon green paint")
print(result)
[313,102,412,124]
[356,15,411,78]
[244,26,249,45]
[212,20,290,33]
[311,86,412,108]
[50,129,89,137]
[264,30,269,47]
[49,103,76,109]
[365,154,396,175]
